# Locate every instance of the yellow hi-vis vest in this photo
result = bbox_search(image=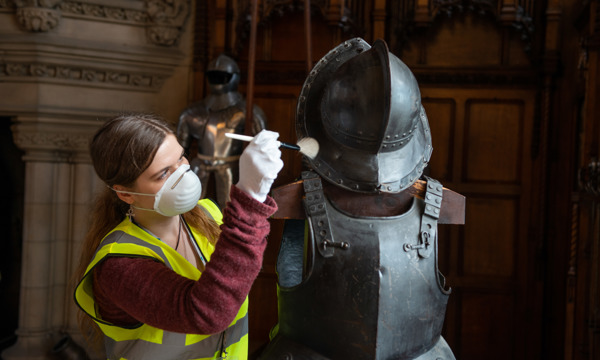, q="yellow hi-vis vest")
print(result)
[74,199,249,360]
